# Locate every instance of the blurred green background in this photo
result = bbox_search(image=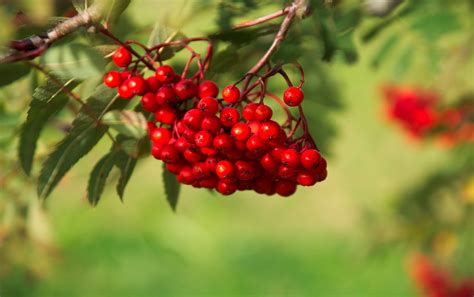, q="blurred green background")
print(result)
[1,0,473,296]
